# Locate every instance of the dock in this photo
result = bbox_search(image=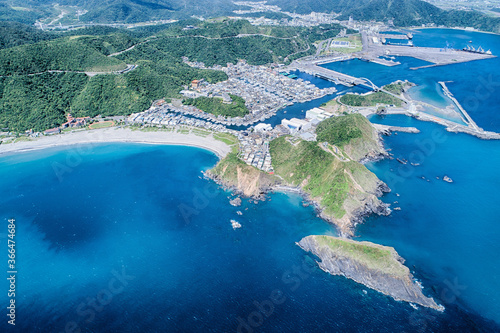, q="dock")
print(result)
[373,124,420,134]
[379,34,410,40]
